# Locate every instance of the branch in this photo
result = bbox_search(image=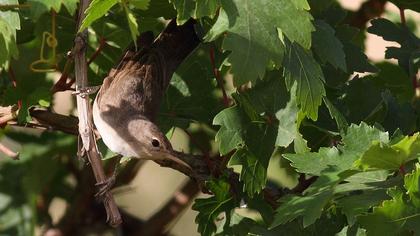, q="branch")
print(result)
[73,0,121,226]
[347,0,387,29]
[134,179,200,236]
